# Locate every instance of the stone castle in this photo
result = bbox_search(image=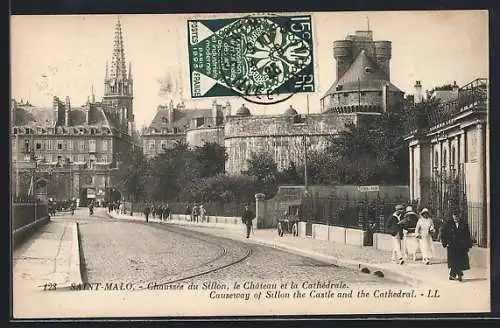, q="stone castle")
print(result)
[142,28,404,174]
